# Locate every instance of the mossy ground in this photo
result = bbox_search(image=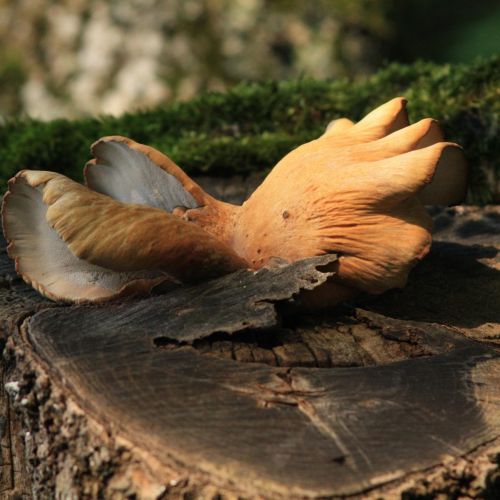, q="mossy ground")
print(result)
[0,57,498,203]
